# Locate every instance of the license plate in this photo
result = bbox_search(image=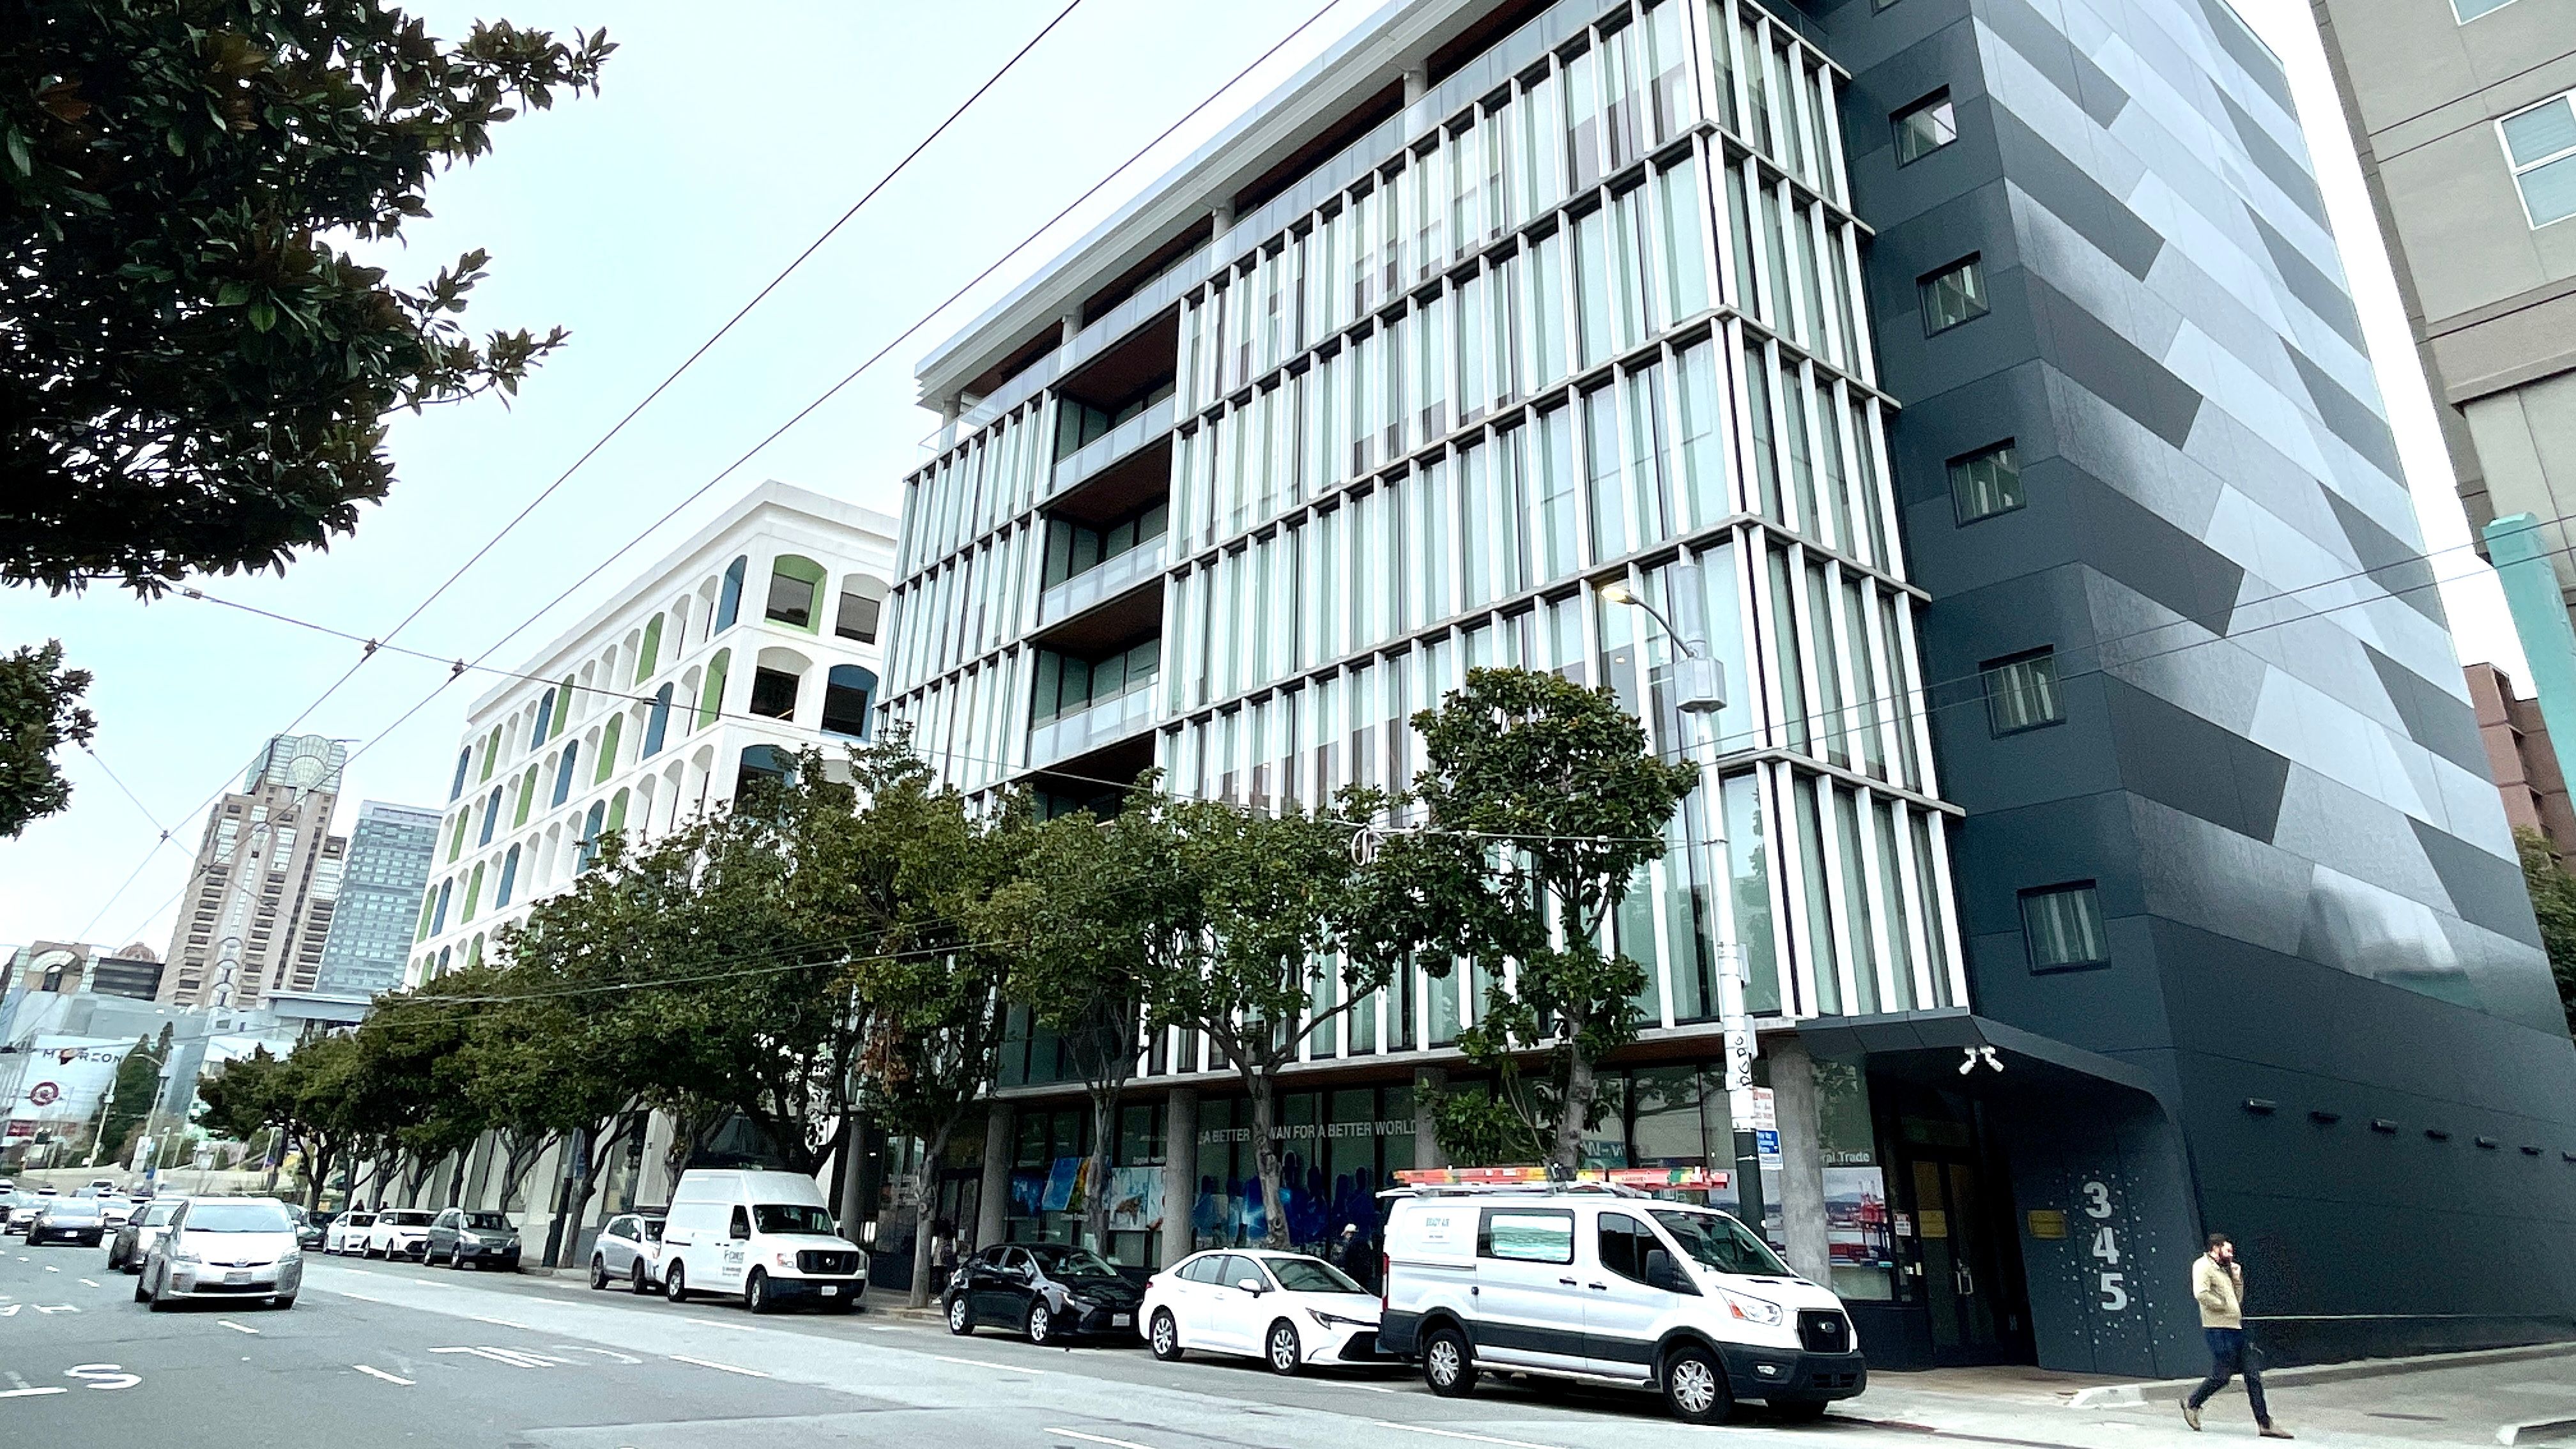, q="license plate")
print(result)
[224,1270,250,1284]
[822,1285,839,1297]
[1111,1314,1131,1328]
